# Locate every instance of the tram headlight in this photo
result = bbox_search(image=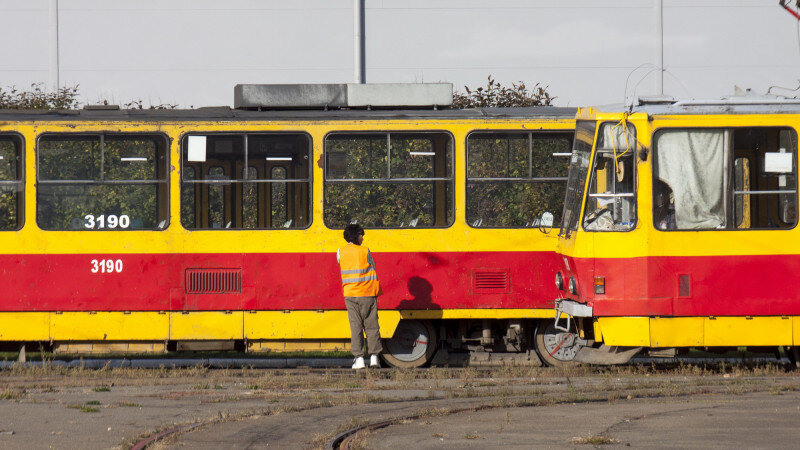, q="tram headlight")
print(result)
[555,271,564,290]
[568,276,577,295]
